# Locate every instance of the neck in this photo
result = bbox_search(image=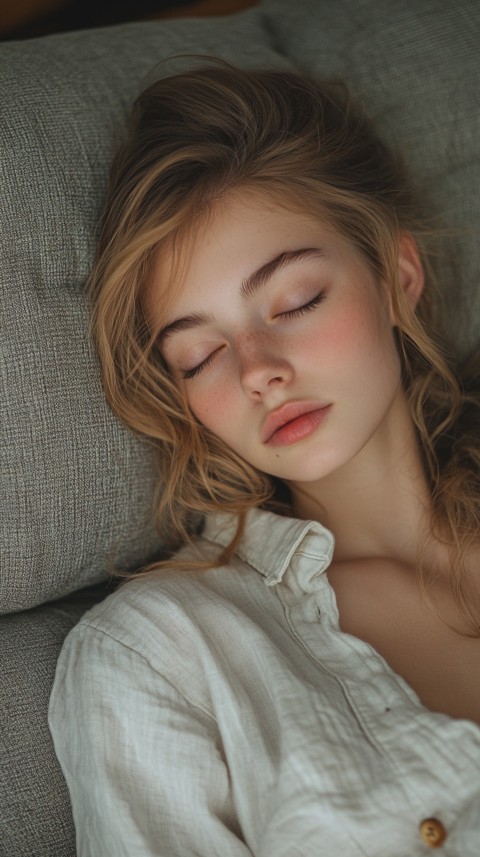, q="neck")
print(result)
[289,392,433,566]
